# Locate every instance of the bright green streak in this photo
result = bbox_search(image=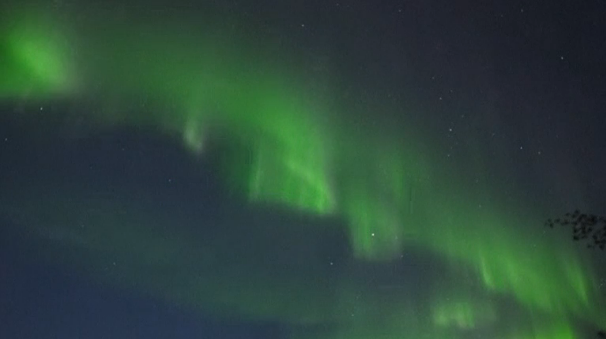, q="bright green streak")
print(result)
[1,4,604,338]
